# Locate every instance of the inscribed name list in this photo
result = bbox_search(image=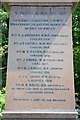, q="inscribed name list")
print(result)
[5,6,75,111]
